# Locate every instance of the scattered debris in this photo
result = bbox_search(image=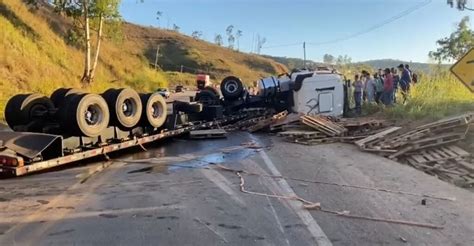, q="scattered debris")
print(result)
[262,111,474,189]
[219,165,444,229]
[300,115,347,136]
